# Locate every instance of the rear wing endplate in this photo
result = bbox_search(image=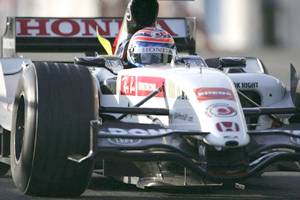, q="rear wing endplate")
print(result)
[1,17,196,57]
